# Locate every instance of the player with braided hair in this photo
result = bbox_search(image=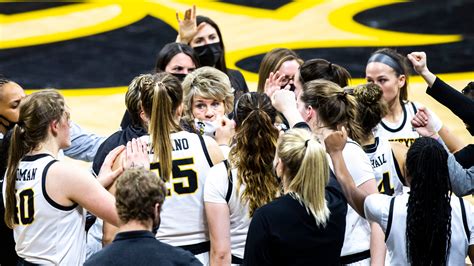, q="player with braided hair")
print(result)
[204,92,280,265]
[326,131,474,265]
